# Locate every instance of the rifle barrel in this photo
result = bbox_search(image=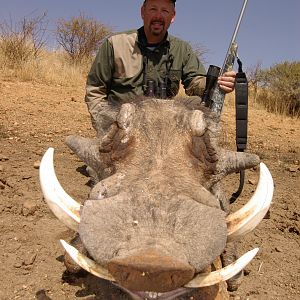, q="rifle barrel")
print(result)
[221,0,248,73]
